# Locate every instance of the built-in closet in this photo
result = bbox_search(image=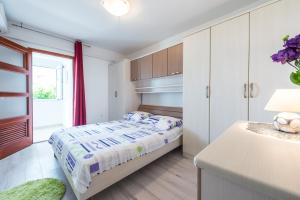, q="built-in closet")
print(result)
[183,0,300,157]
[183,29,210,156]
[249,0,299,122]
[210,14,249,142]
